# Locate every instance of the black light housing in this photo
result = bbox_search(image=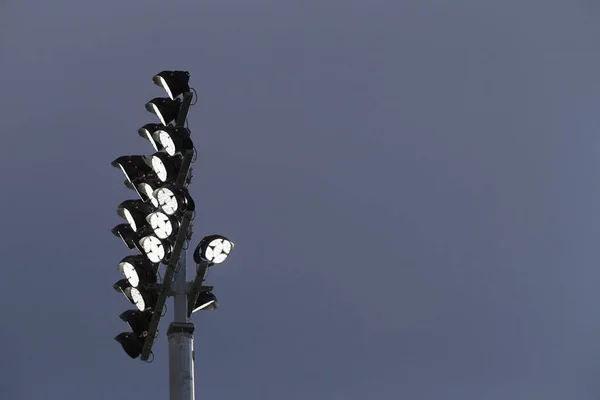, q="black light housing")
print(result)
[117,255,157,288]
[120,309,154,338]
[153,70,190,100]
[191,291,219,313]
[193,235,234,265]
[117,200,154,233]
[145,97,181,126]
[153,186,195,216]
[115,332,144,359]
[112,156,153,184]
[111,224,144,253]
[148,152,182,184]
[155,127,193,156]
[138,123,165,151]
